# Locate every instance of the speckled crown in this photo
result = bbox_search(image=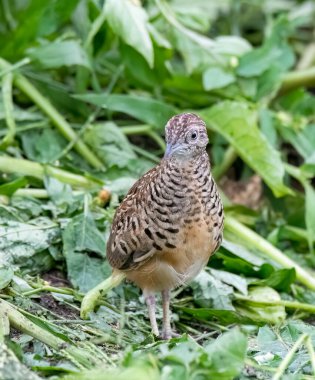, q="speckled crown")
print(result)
[165,113,206,144]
